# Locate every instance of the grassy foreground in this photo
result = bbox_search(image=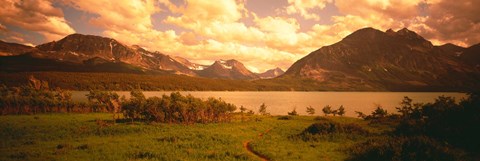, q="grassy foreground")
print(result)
[0,113,385,161]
